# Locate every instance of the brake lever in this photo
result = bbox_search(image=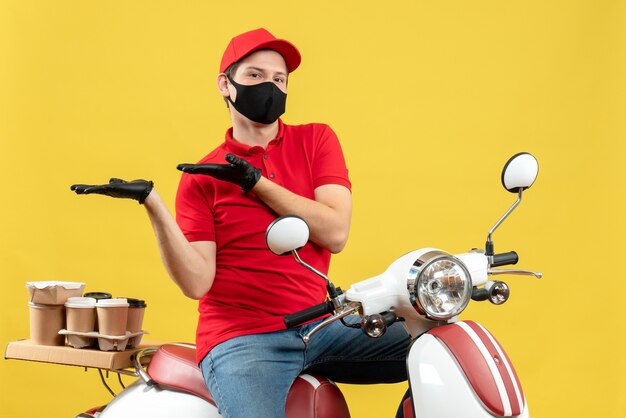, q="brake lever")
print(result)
[488,269,542,279]
[302,303,361,344]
